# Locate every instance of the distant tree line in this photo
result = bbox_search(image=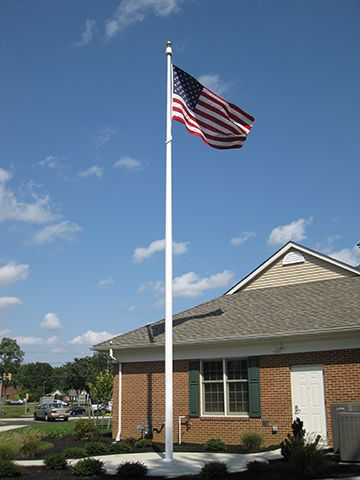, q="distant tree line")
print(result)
[0,337,112,402]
